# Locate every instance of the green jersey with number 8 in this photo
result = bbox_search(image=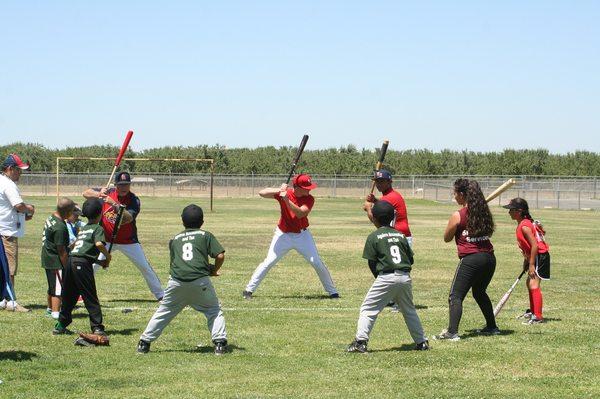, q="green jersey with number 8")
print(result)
[70,223,106,261]
[169,228,225,282]
[363,226,413,273]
